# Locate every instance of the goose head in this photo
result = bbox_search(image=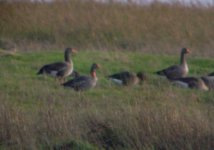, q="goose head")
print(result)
[64,47,77,62]
[90,63,100,79]
[137,72,146,81]
[181,48,190,55]
[90,63,100,72]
